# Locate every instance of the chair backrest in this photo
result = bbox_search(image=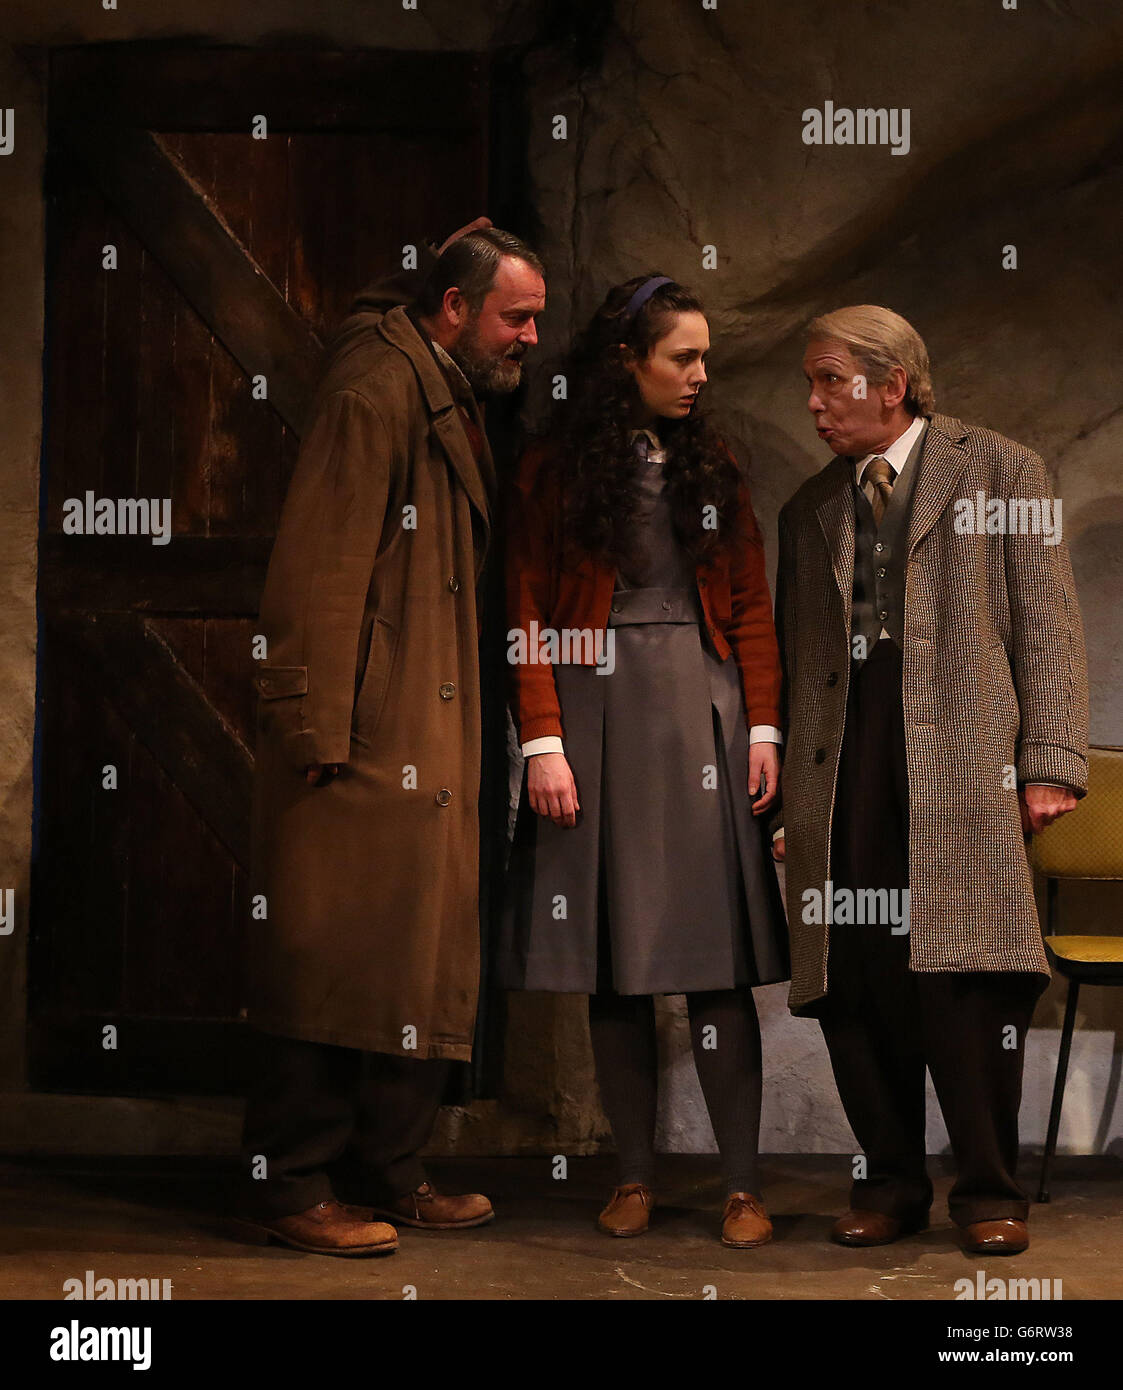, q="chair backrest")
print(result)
[1031,746,1123,880]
